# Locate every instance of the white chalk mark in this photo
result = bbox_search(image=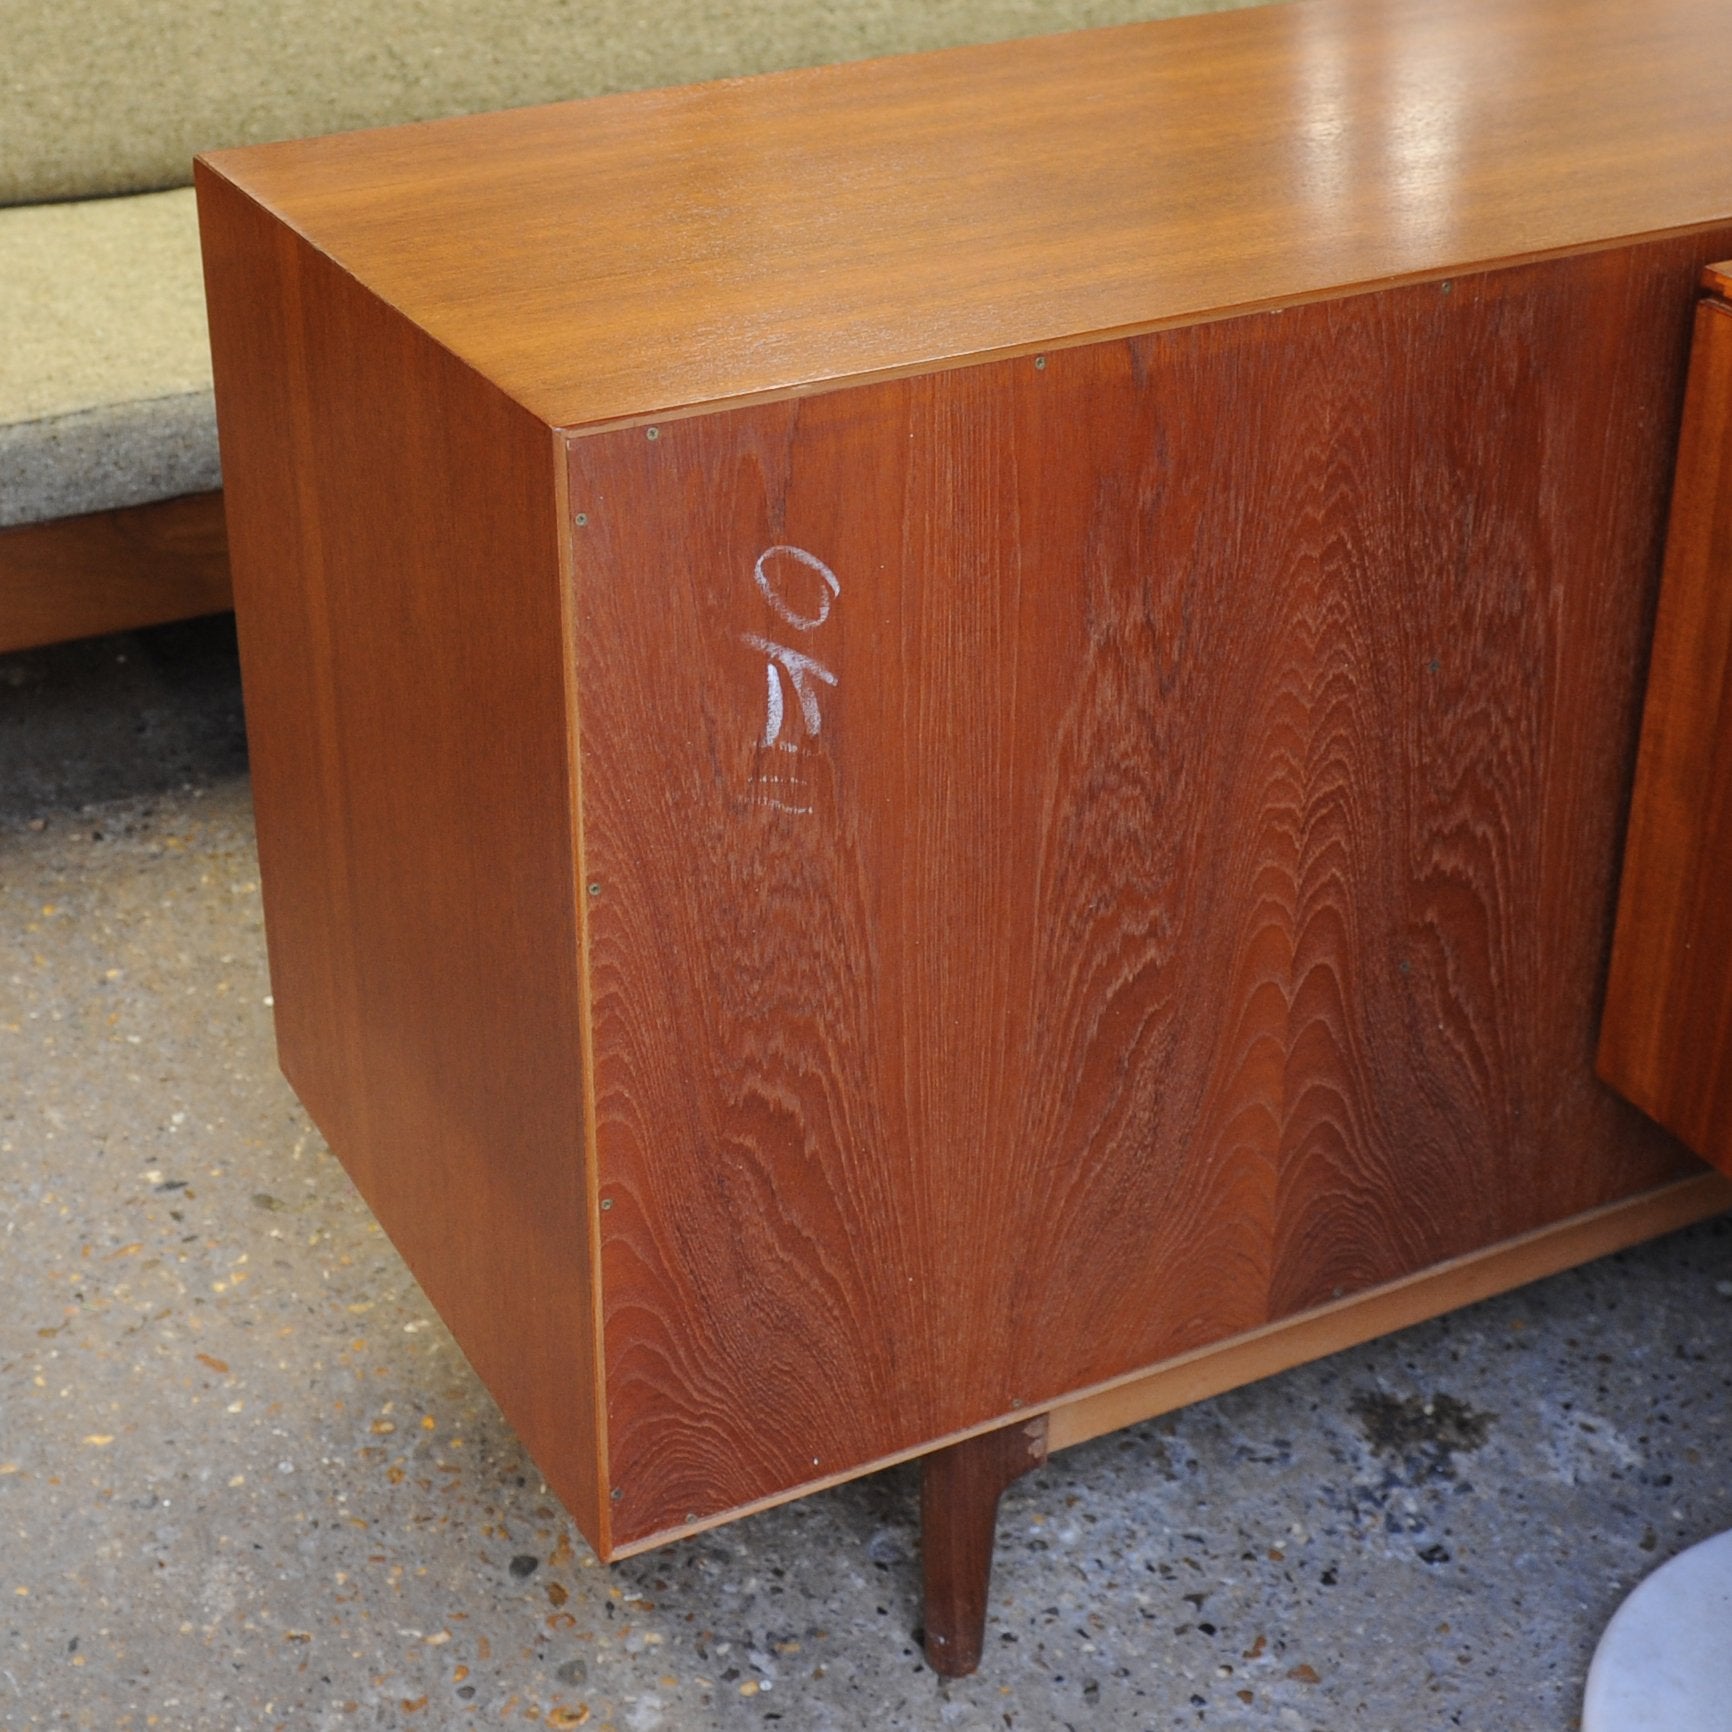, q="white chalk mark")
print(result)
[739,543,839,814]
[761,659,785,748]
[743,634,837,741]
[754,544,841,632]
